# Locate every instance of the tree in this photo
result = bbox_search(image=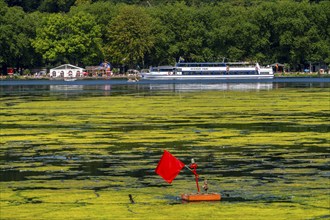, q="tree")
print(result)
[0,2,38,74]
[305,1,330,64]
[70,1,119,44]
[104,5,154,69]
[146,2,186,65]
[271,0,330,69]
[171,3,212,62]
[32,12,103,66]
[209,3,265,63]
[4,0,42,12]
[147,2,213,65]
[38,0,76,13]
